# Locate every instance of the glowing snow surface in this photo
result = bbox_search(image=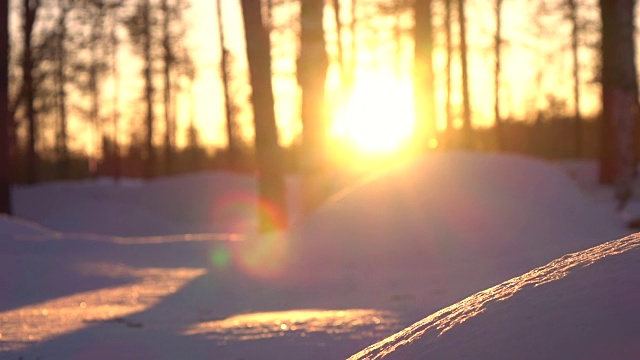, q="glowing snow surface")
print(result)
[186,309,399,342]
[0,264,205,351]
[349,234,640,359]
[2,153,638,359]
